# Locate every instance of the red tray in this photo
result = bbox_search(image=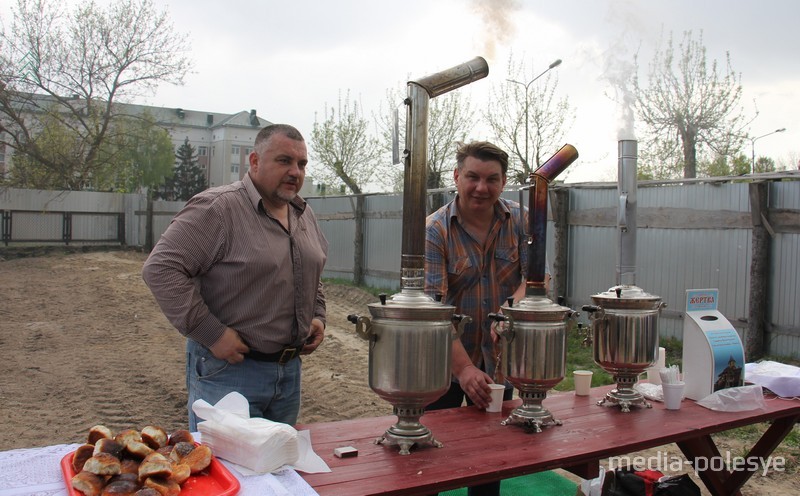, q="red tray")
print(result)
[61,447,240,495]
